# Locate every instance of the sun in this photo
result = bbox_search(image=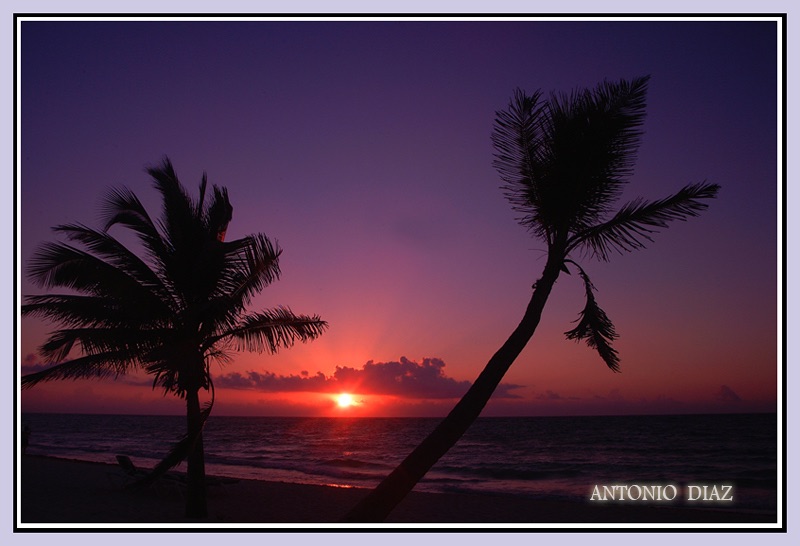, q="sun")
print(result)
[336,393,355,408]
